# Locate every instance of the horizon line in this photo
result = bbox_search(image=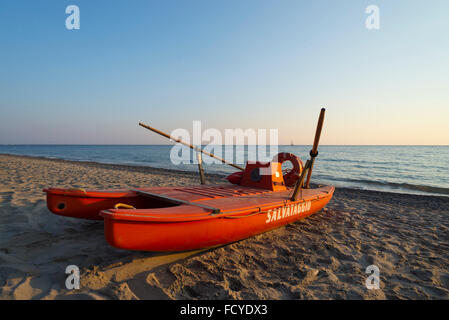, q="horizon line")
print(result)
[1,144,448,147]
